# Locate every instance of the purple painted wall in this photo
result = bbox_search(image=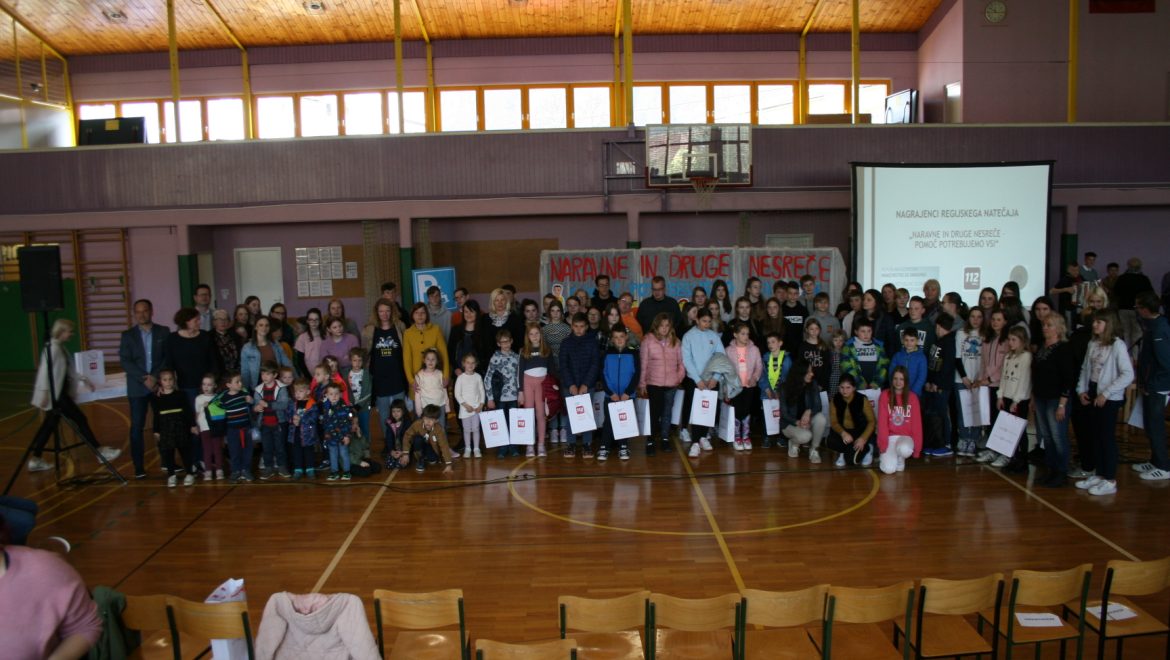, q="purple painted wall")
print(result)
[917,0,962,123]
[1077,3,1170,121]
[1077,207,1170,291]
[128,227,181,334]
